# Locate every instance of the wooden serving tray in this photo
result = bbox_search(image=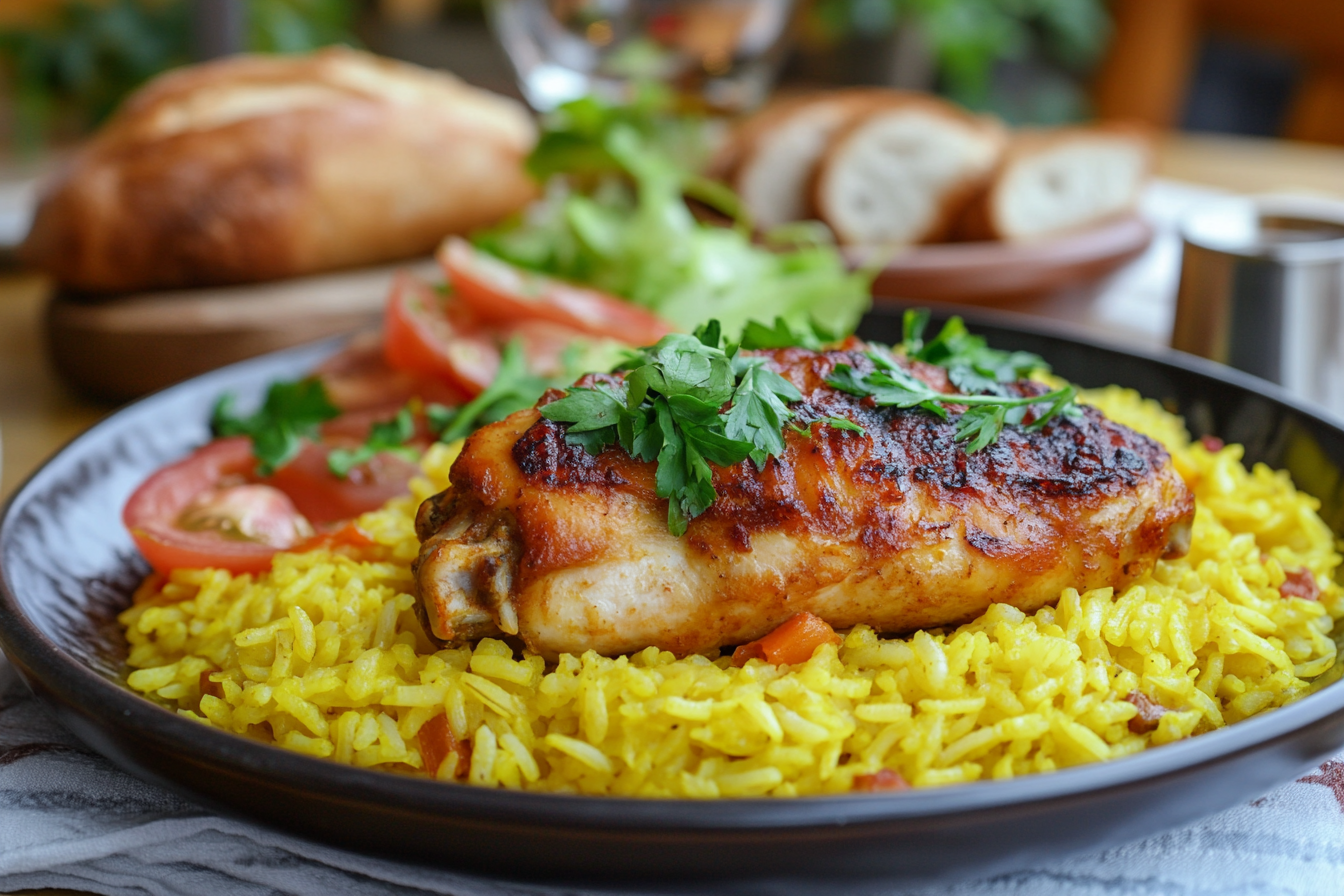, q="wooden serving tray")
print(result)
[46,259,438,402]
